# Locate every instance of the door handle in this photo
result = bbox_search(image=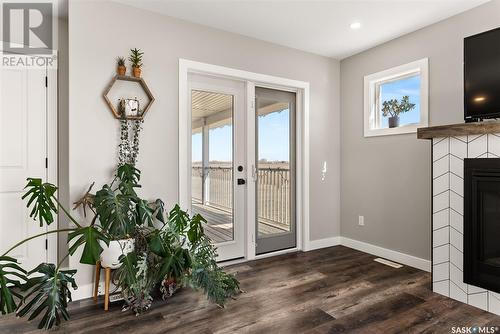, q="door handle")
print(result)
[237,178,246,185]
